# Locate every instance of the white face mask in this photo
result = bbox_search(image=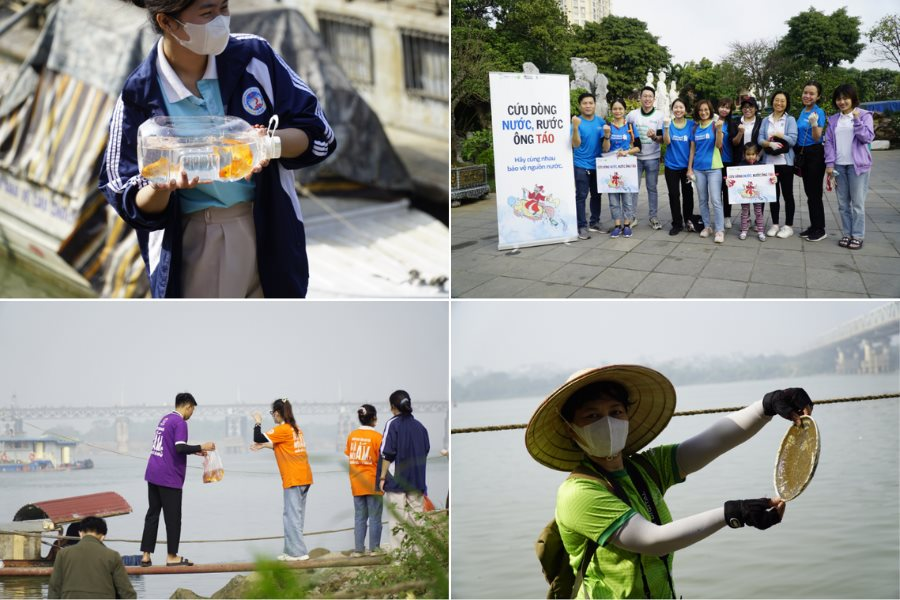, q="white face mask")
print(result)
[174,15,231,56]
[571,416,629,459]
